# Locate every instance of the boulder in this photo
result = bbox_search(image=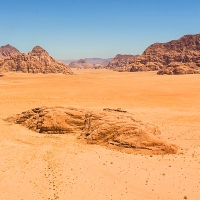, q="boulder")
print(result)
[6,106,178,154]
